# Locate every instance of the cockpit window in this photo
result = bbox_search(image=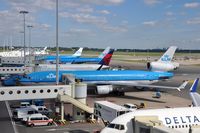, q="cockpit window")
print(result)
[107,124,115,128]
[107,124,125,130]
[120,125,125,130]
